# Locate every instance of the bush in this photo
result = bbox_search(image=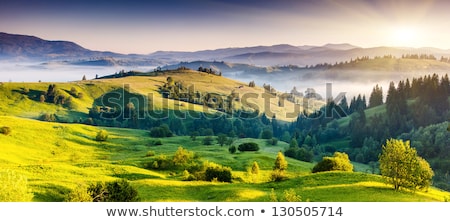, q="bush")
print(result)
[40,113,57,122]
[312,152,353,173]
[202,136,214,145]
[145,150,156,157]
[65,184,93,202]
[149,124,173,137]
[172,147,194,167]
[205,165,232,182]
[95,130,109,141]
[270,169,287,182]
[238,142,259,152]
[88,179,139,202]
[228,145,236,154]
[148,155,171,170]
[0,170,33,202]
[0,126,12,135]
[266,137,278,145]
